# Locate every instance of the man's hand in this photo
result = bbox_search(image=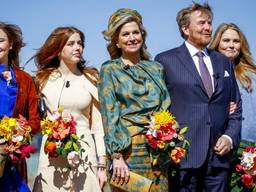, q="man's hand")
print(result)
[214,135,232,156]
